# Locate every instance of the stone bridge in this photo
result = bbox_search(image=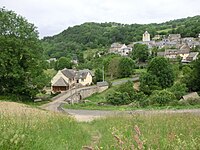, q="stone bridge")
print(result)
[65,84,108,103]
